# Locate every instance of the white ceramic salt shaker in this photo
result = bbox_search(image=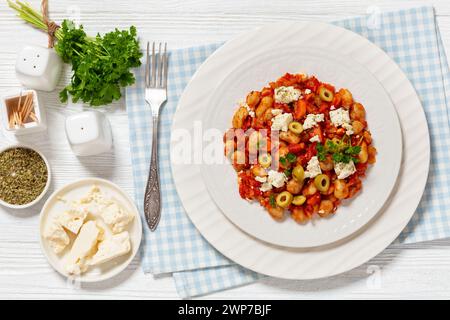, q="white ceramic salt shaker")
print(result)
[65,111,113,156]
[15,45,63,92]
